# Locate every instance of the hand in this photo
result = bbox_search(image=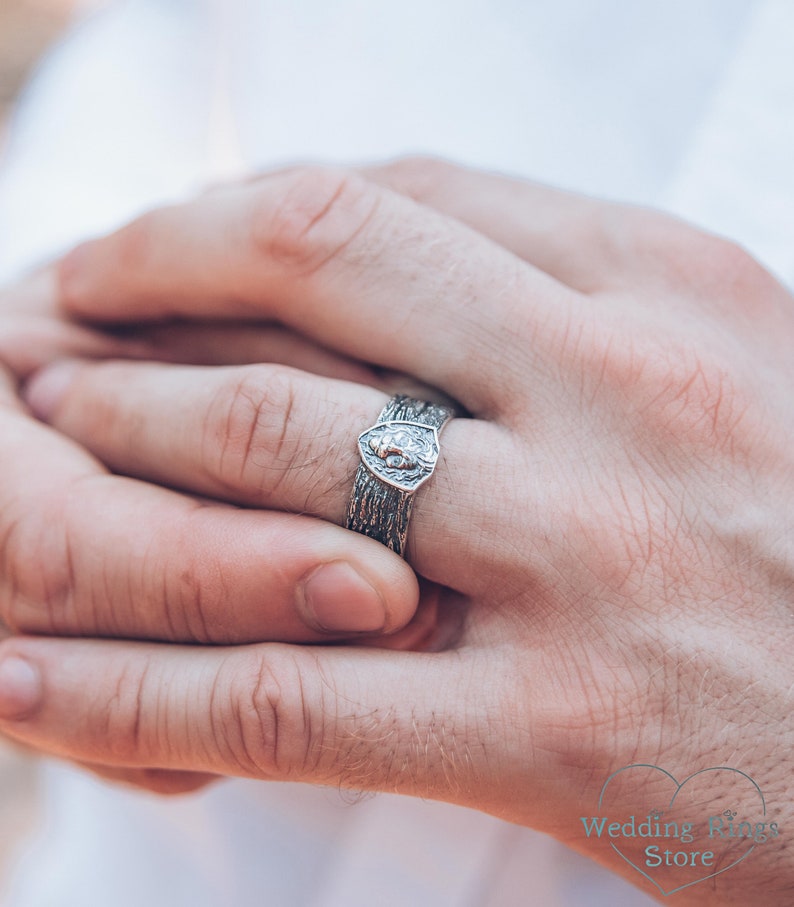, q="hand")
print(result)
[0,266,420,794]
[3,160,793,900]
